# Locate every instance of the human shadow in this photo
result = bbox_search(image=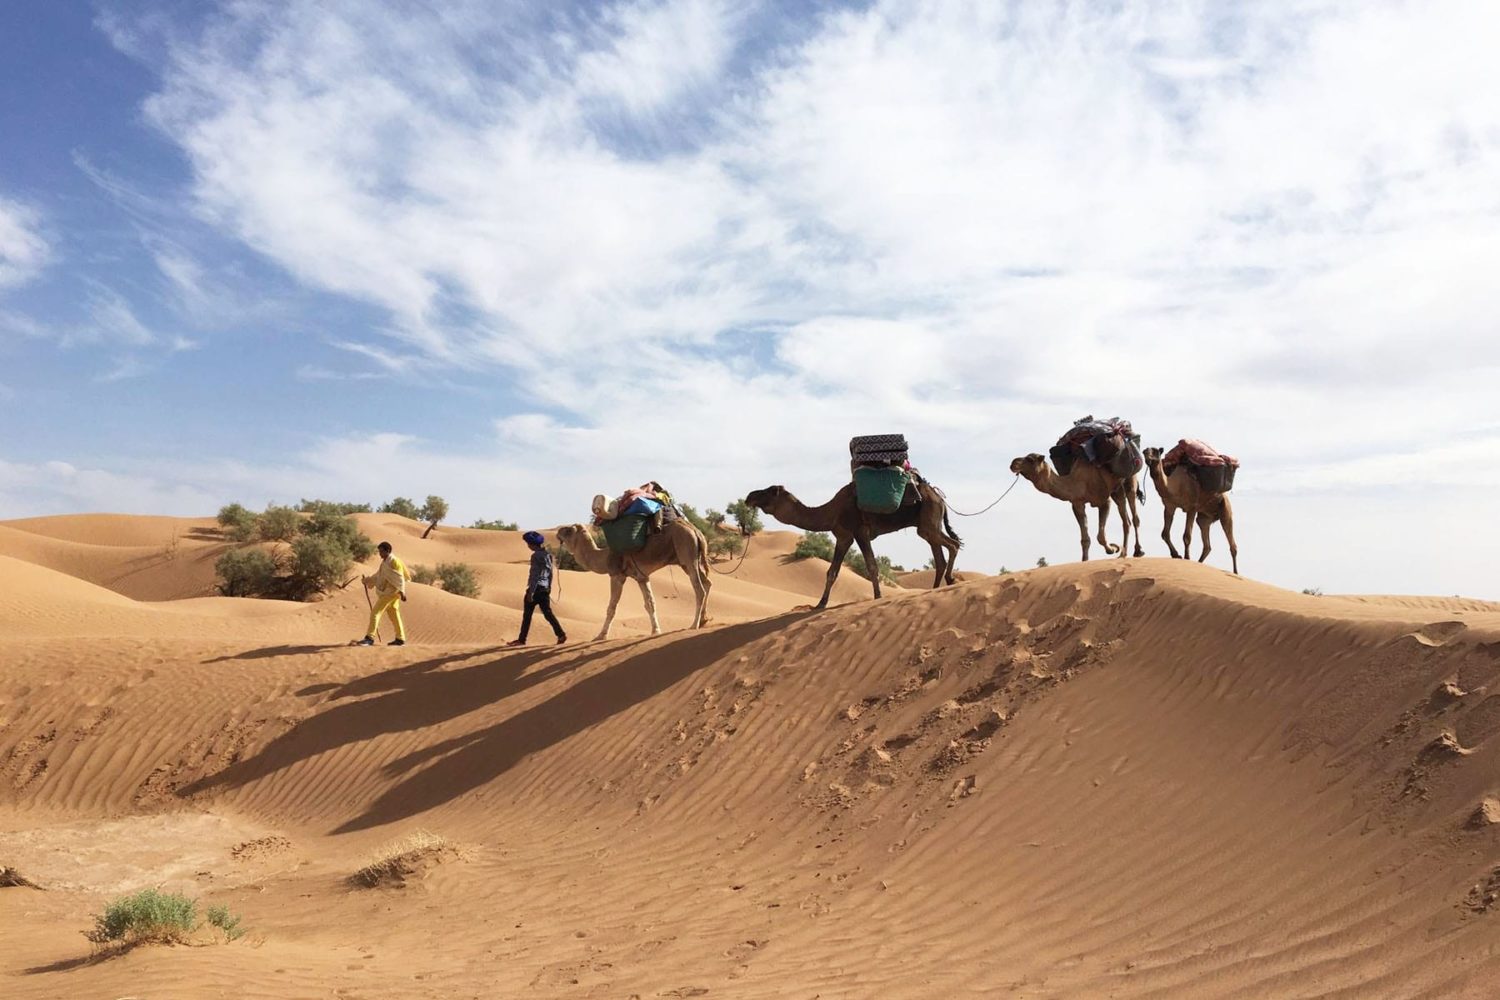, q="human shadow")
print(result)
[330,612,812,833]
[177,639,652,802]
[204,644,347,663]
